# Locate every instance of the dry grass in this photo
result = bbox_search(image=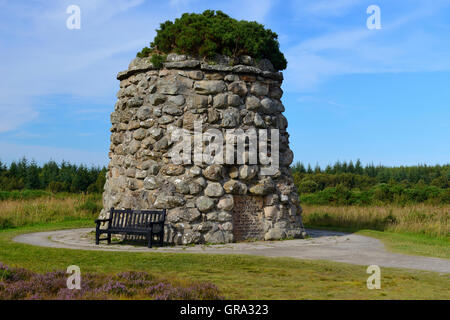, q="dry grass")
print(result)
[302,204,449,238]
[0,194,101,229]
